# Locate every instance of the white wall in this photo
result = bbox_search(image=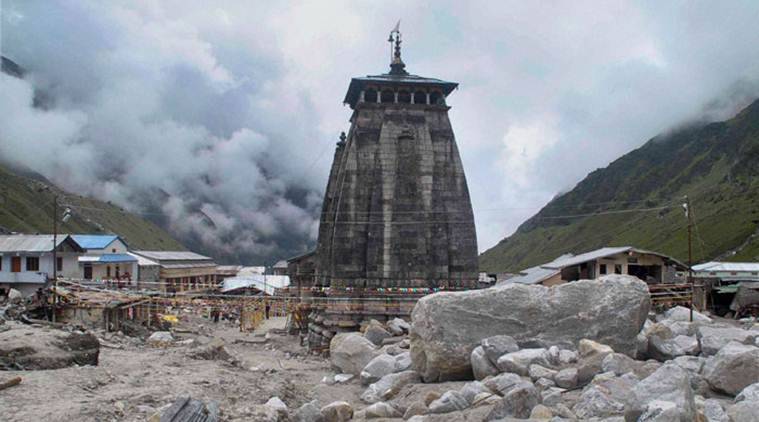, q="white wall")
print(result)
[85,238,129,255]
